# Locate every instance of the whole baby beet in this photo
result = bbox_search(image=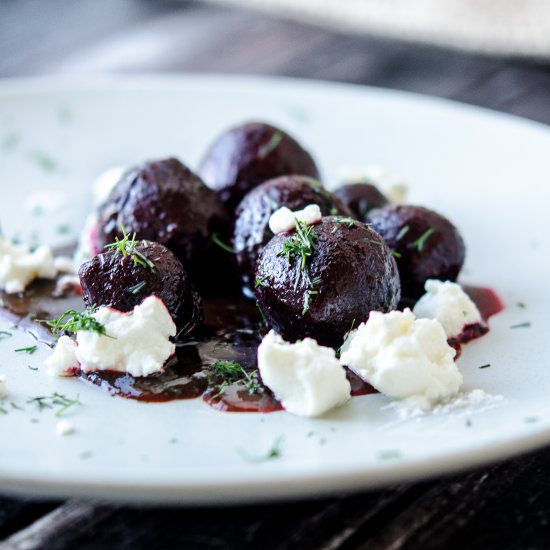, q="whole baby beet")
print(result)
[368,204,465,300]
[333,182,389,223]
[198,122,320,212]
[95,158,228,279]
[233,175,353,290]
[79,240,202,336]
[254,217,401,348]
